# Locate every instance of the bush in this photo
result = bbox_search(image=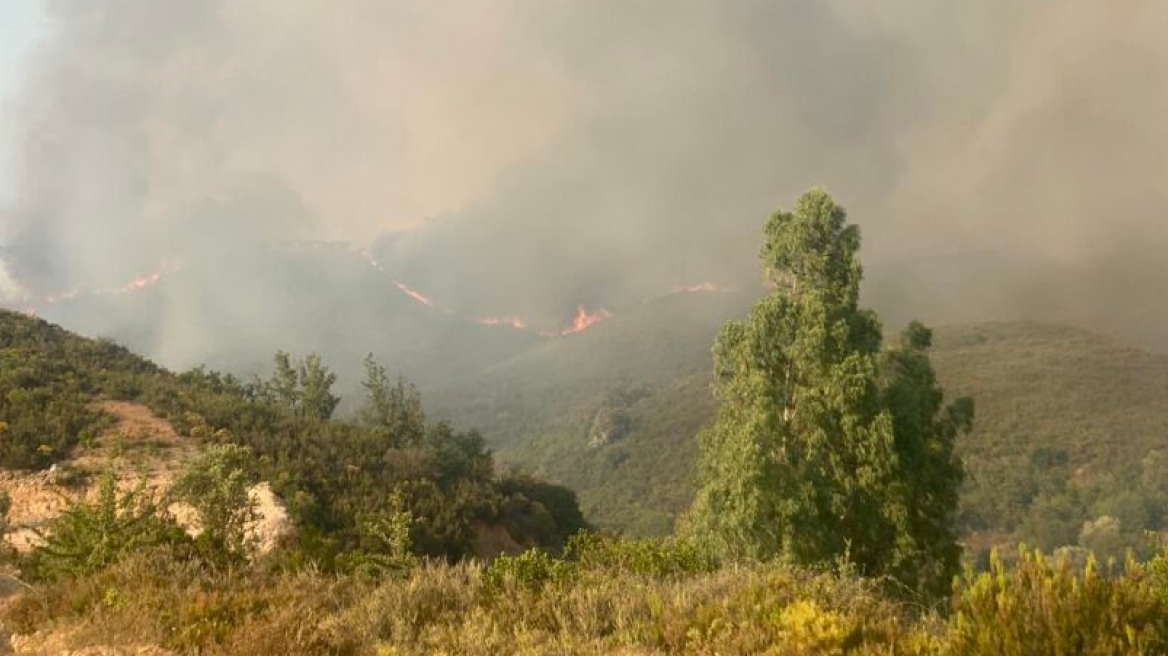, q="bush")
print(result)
[22,474,187,581]
[169,444,259,559]
[336,491,418,578]
[947,548,1168,655]
[565,530,718,578]
[483,548,575,591]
